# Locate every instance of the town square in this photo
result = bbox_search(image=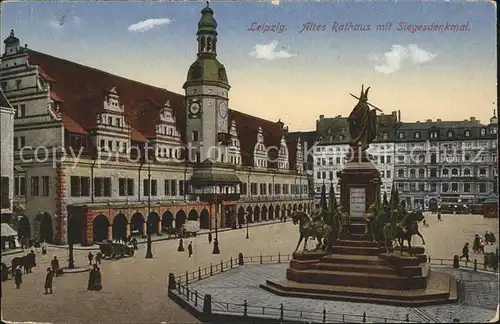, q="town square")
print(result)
[1,1,498,323]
